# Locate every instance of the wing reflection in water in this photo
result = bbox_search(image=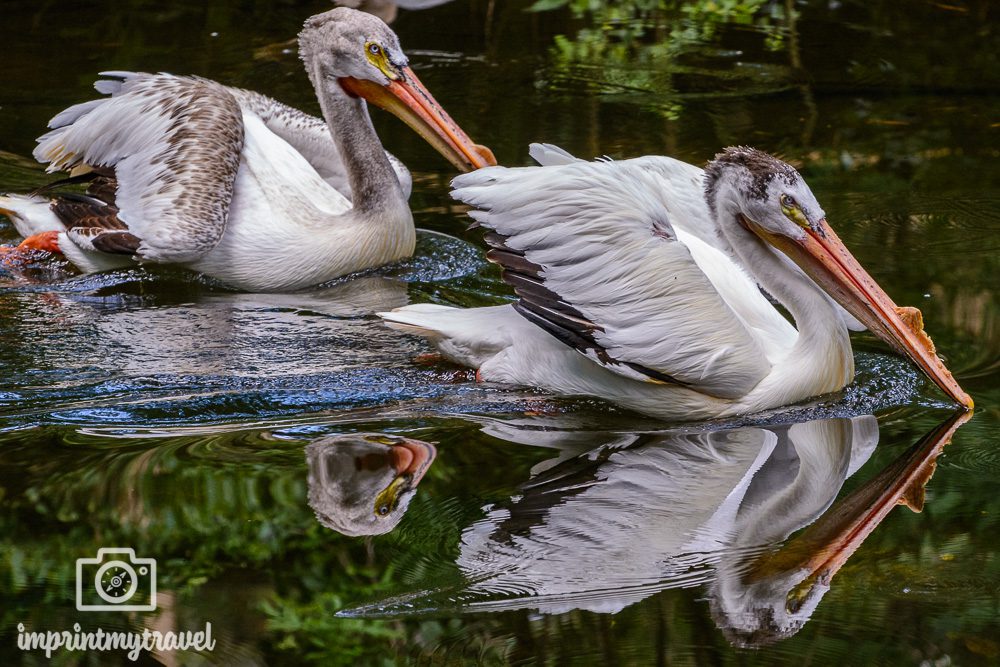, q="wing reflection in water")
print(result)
[94,276,409,377]
[307,433,436,536]
[344,410,969,647]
